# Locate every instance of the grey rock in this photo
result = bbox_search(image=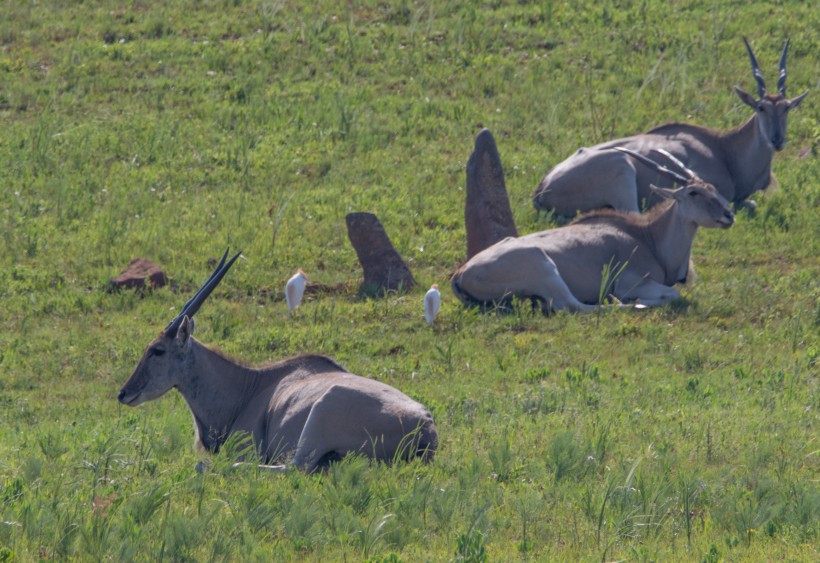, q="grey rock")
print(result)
[465,128,518,259]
